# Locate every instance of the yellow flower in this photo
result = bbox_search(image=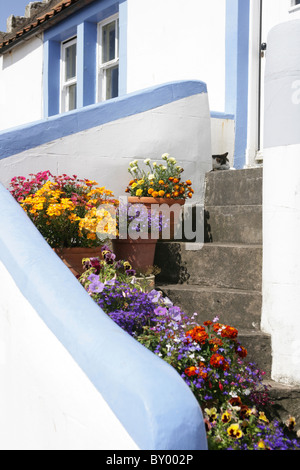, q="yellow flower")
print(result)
[204,408,218,422]
[158,190,165,197]
[258,440,266,450]
[221,411,231,424]
[136,189,143,197]
[227,424,243,439]
[131,183,137,189]
[137,179,145,185]
[258,412,269,423]
[148,188,154,195]
[87,233,96,240]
